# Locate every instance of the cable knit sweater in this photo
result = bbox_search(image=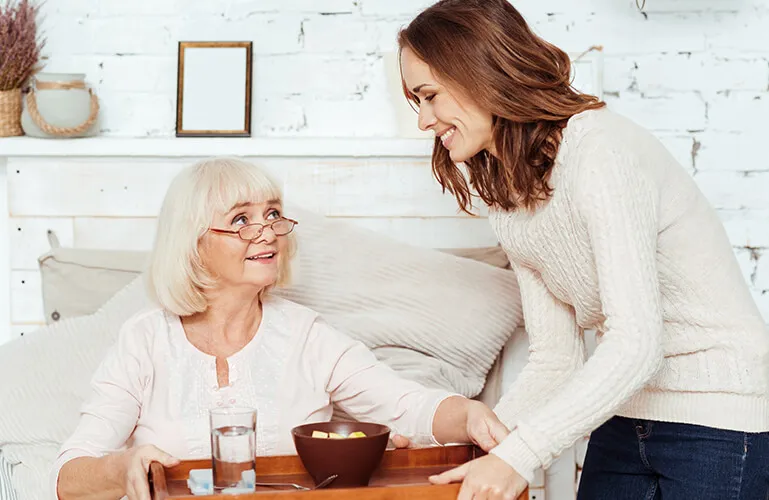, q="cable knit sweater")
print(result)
[488,107,769,483]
